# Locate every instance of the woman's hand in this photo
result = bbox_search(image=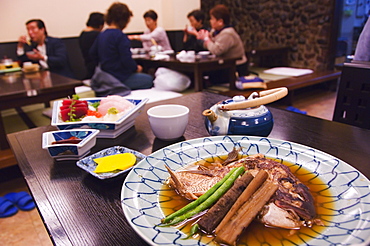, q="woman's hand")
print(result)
[196,29,211,47]
[187,29,199,37]
[128,35,140,40]
[196,29,210,40]
[184,25,198,37]
[136,65,143,73]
